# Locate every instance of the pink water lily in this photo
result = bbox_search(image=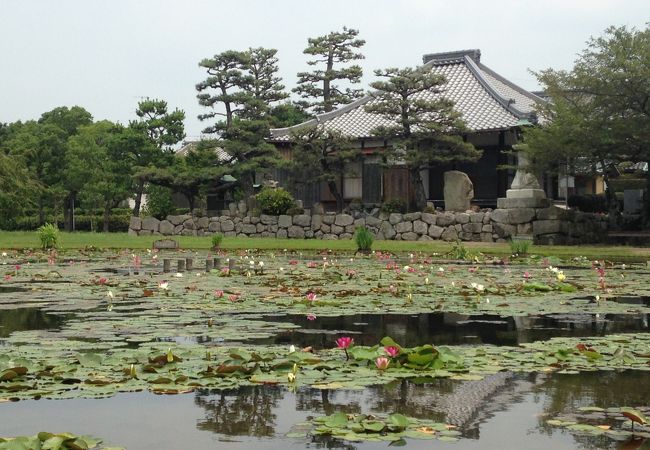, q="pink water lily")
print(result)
[214,290,224,298]
[384,346,400,357]
[523,271,531,280]
[336,336,353,361]
[306,292,317,302]
[306,313,317,321]
[375,356,390,370]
